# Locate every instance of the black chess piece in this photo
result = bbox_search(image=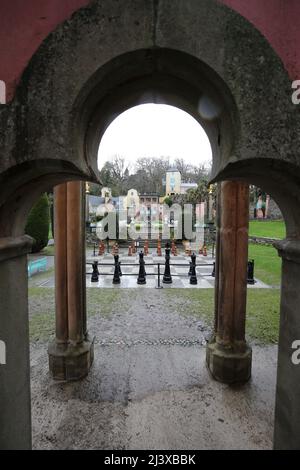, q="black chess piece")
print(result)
[137,251,146,284]
[163,244,172,284]
[189,252,197,285]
